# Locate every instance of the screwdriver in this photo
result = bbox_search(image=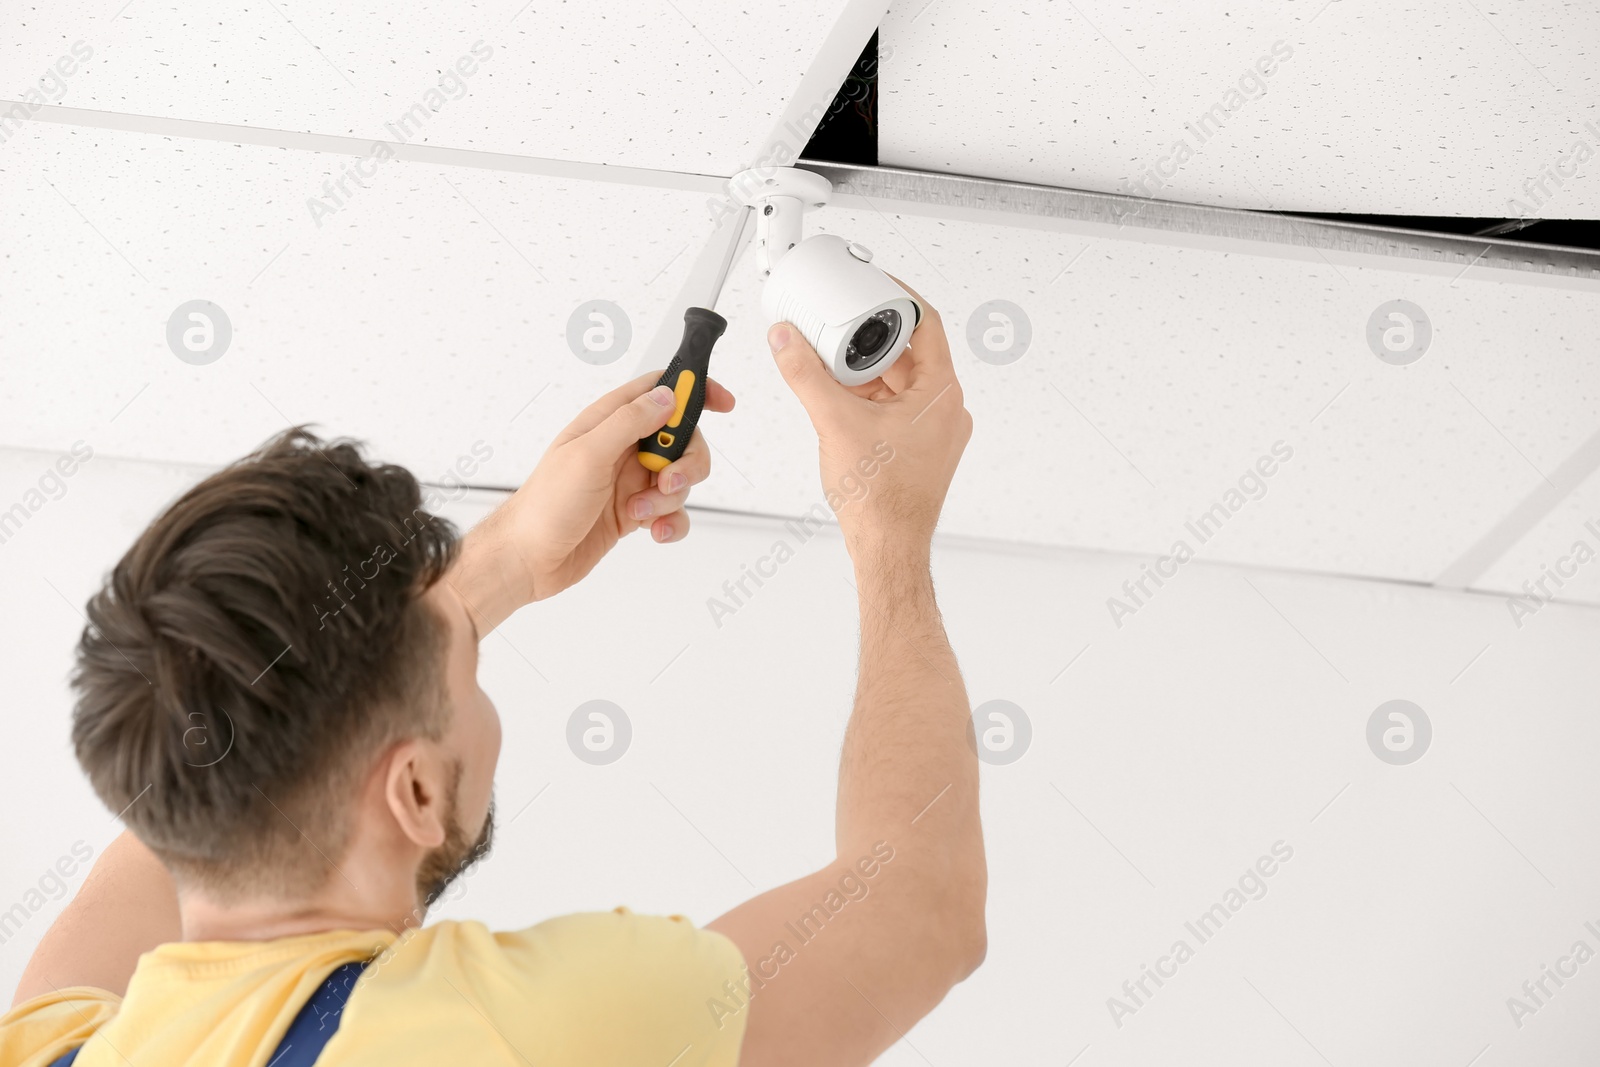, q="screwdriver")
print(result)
[635,195,748,473]
[635,306,727,472]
